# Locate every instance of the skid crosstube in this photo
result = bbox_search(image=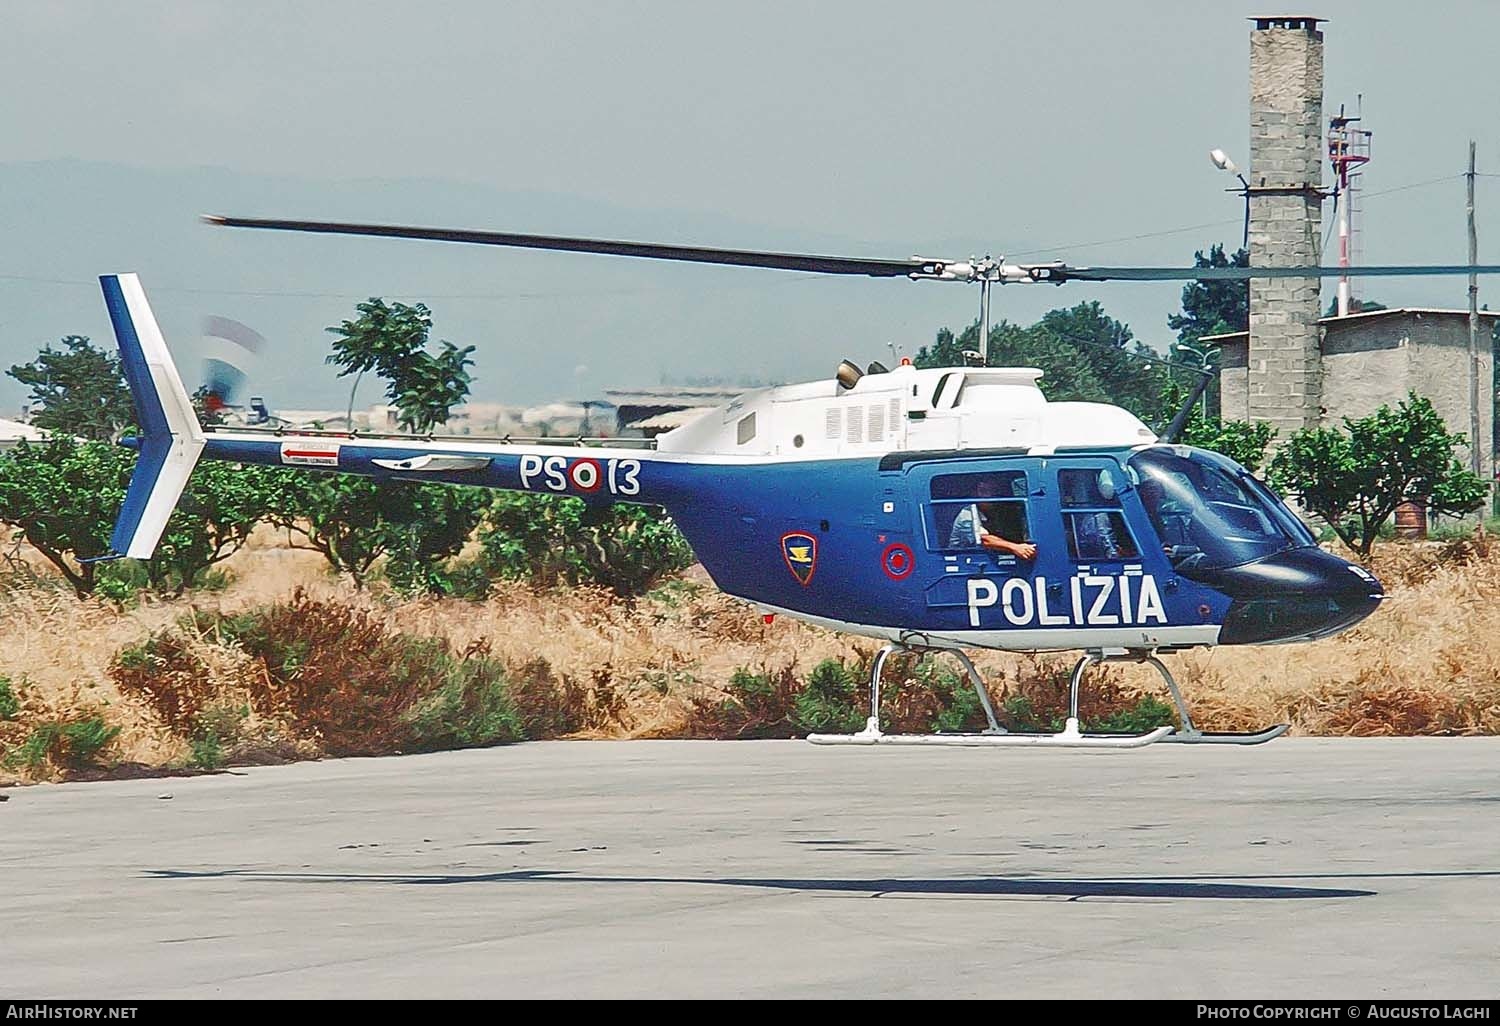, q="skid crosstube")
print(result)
[807,724,1173,749]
